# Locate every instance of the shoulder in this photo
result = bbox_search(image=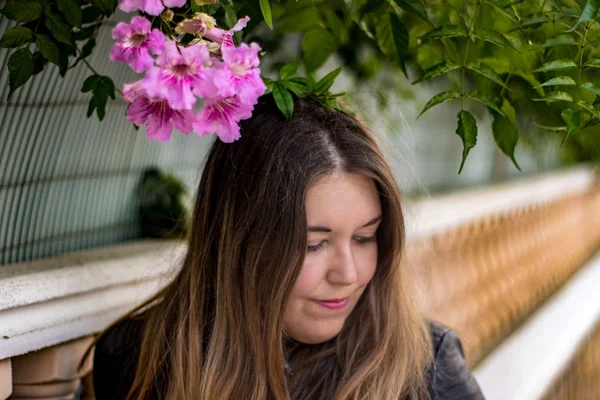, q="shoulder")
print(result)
[93,314,146,400]
[427,322,485,400]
